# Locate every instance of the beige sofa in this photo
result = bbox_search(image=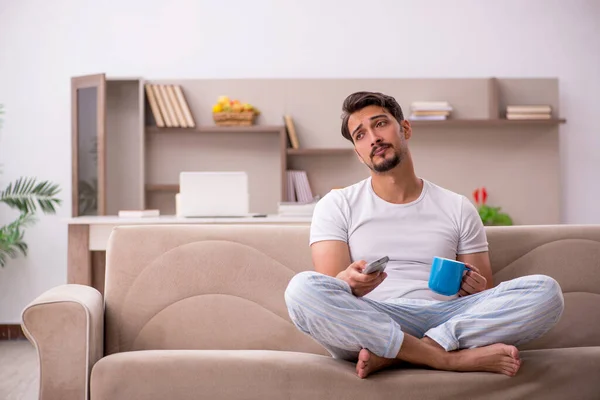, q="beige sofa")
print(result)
[22,224,600,400]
